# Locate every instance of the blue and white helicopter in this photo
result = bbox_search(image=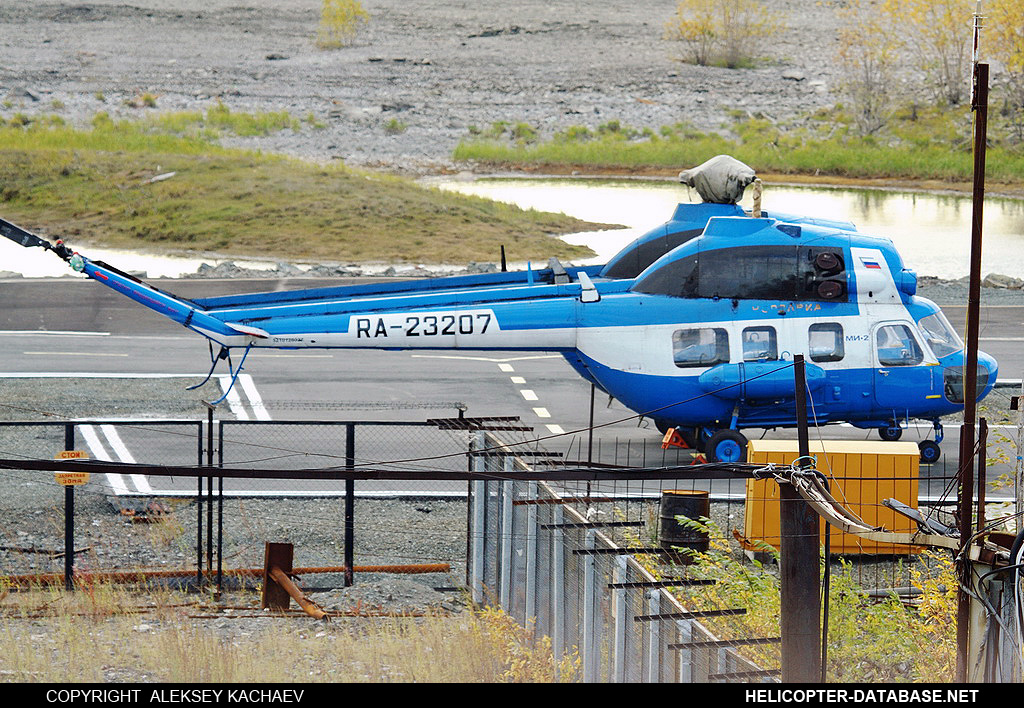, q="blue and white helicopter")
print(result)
[1,156,998,464]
